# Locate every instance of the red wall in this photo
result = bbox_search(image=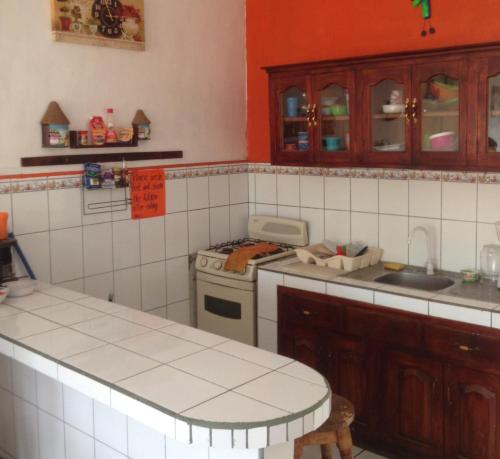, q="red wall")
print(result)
[246,0,500,162]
